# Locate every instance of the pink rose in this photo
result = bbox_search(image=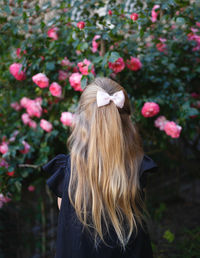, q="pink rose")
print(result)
[92,35,101,53]
[130,13,139,21]
[61,57,73,67]
[151,5,160,22]
[76,50,82,56]
[16,48,21,58]
[21,113,31,125]
[58,70,69,81]
[40,119,53,132]
[191,92,200,99]
[10,102,22,111]
[77,59,95,75]
[6,171,15,177]
[0,193,11,208]
[187,31,200,51]
[77,21,85,29]
[9,130,19,143]
[73,66,79,73]
[69,73,83,91]
[16,48,27,58]
[9,63,26,80]
[164,121,182,138]
[19,140,30,154]
[126,57,142,71]
[141,102,160,117]
[28,185,35,192]
[47,26,59,40]
[156,42,167,53]
[49,82,62,97]
[187,32,195,41]
[196,22,200,28]
[108,57,125,73]
[191,27,198,33]
[0,142,9,154]
[20,97,30,108]
[159,38,167,43]
[0,158,9,168]
[35,97,43,106]
[28,120,37,129]
[26,100,42,118]
[192,45,200,52]
[191,100,200,109]
[196,100,200,109]
[108,10,112,16]
[154,116,168,130]
[146,42,152,47]
[60,112,74,126]
[32,73,49,88]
